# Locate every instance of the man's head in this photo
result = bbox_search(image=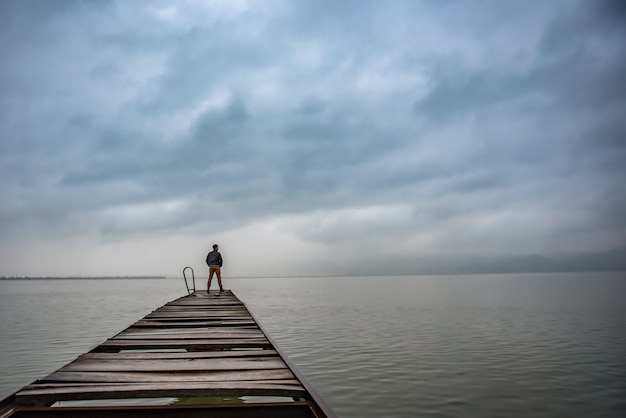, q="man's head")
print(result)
[213,244,219,250]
